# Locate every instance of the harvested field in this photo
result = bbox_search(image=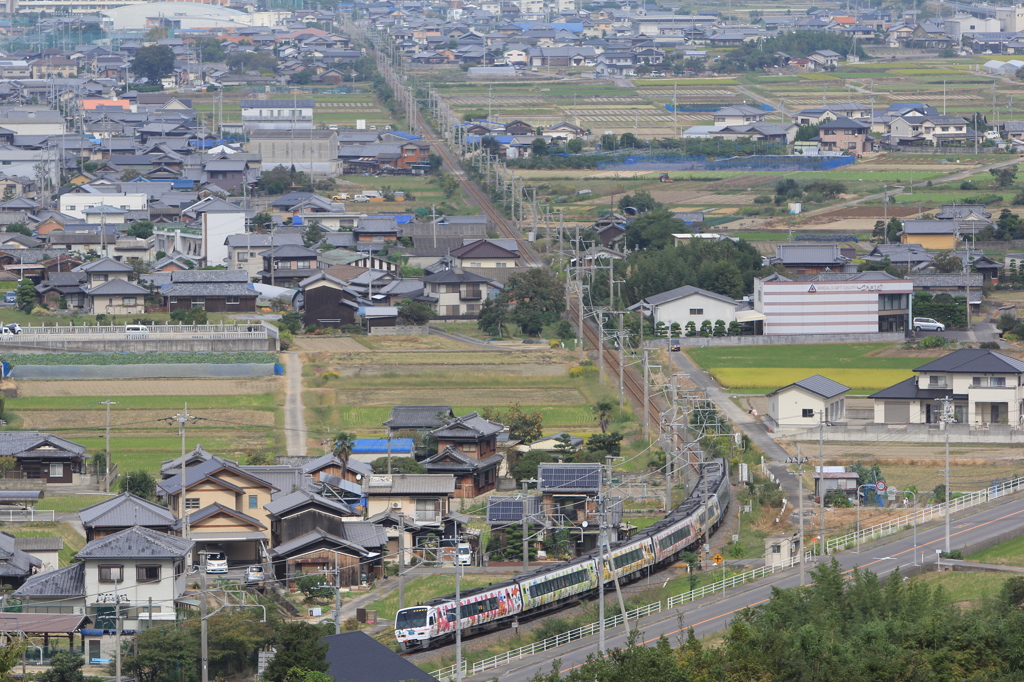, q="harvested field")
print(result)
[16,378,281,397]
[324,362,567,378]
[304,350,565,367]
[335,387,586,406]
[17,409,275,430]
[293,337,369,352]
